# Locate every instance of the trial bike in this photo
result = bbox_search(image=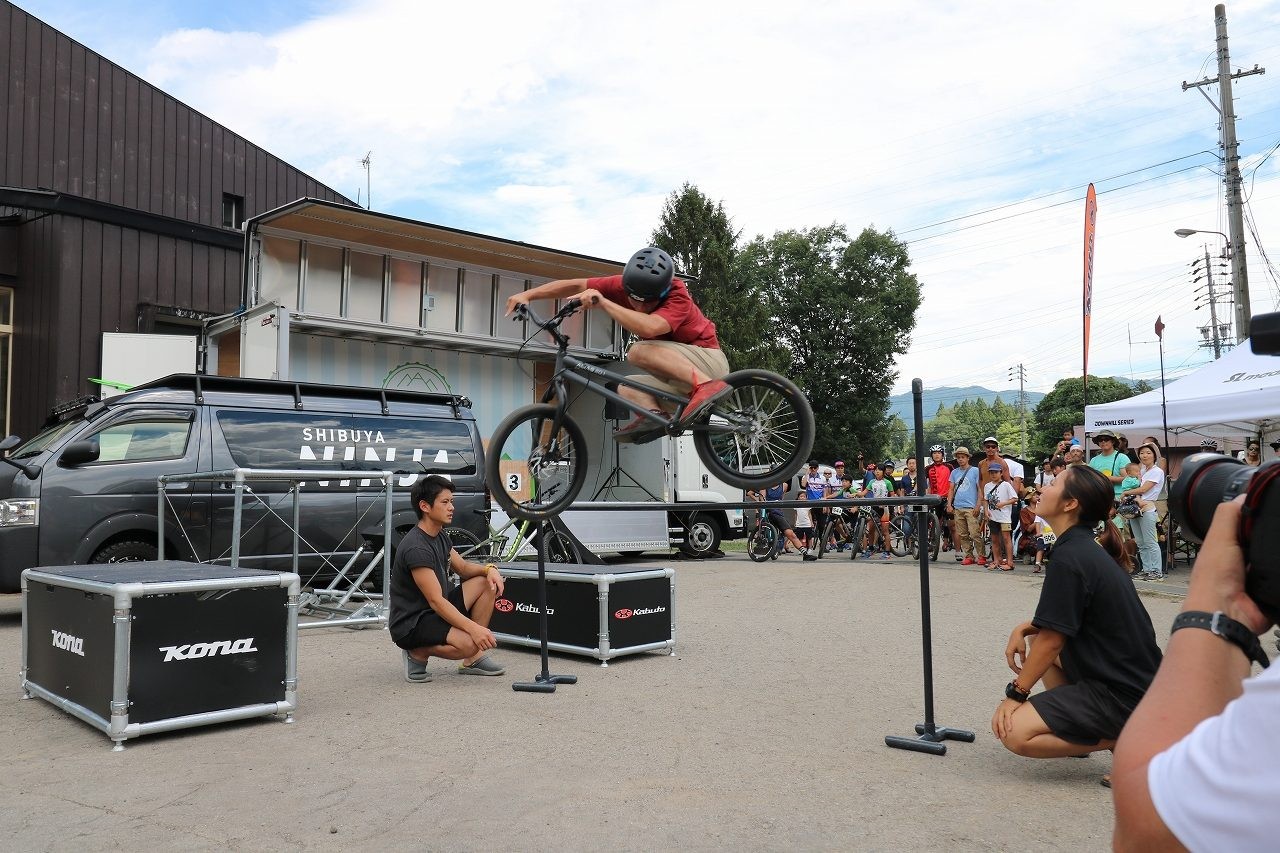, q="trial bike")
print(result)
[486,300,816,521]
